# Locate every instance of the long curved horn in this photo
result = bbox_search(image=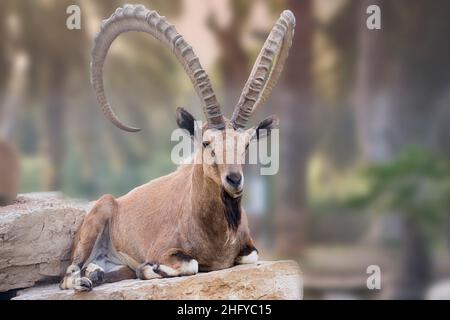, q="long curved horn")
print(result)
[91,4,225,132]
[231,10,295,129]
